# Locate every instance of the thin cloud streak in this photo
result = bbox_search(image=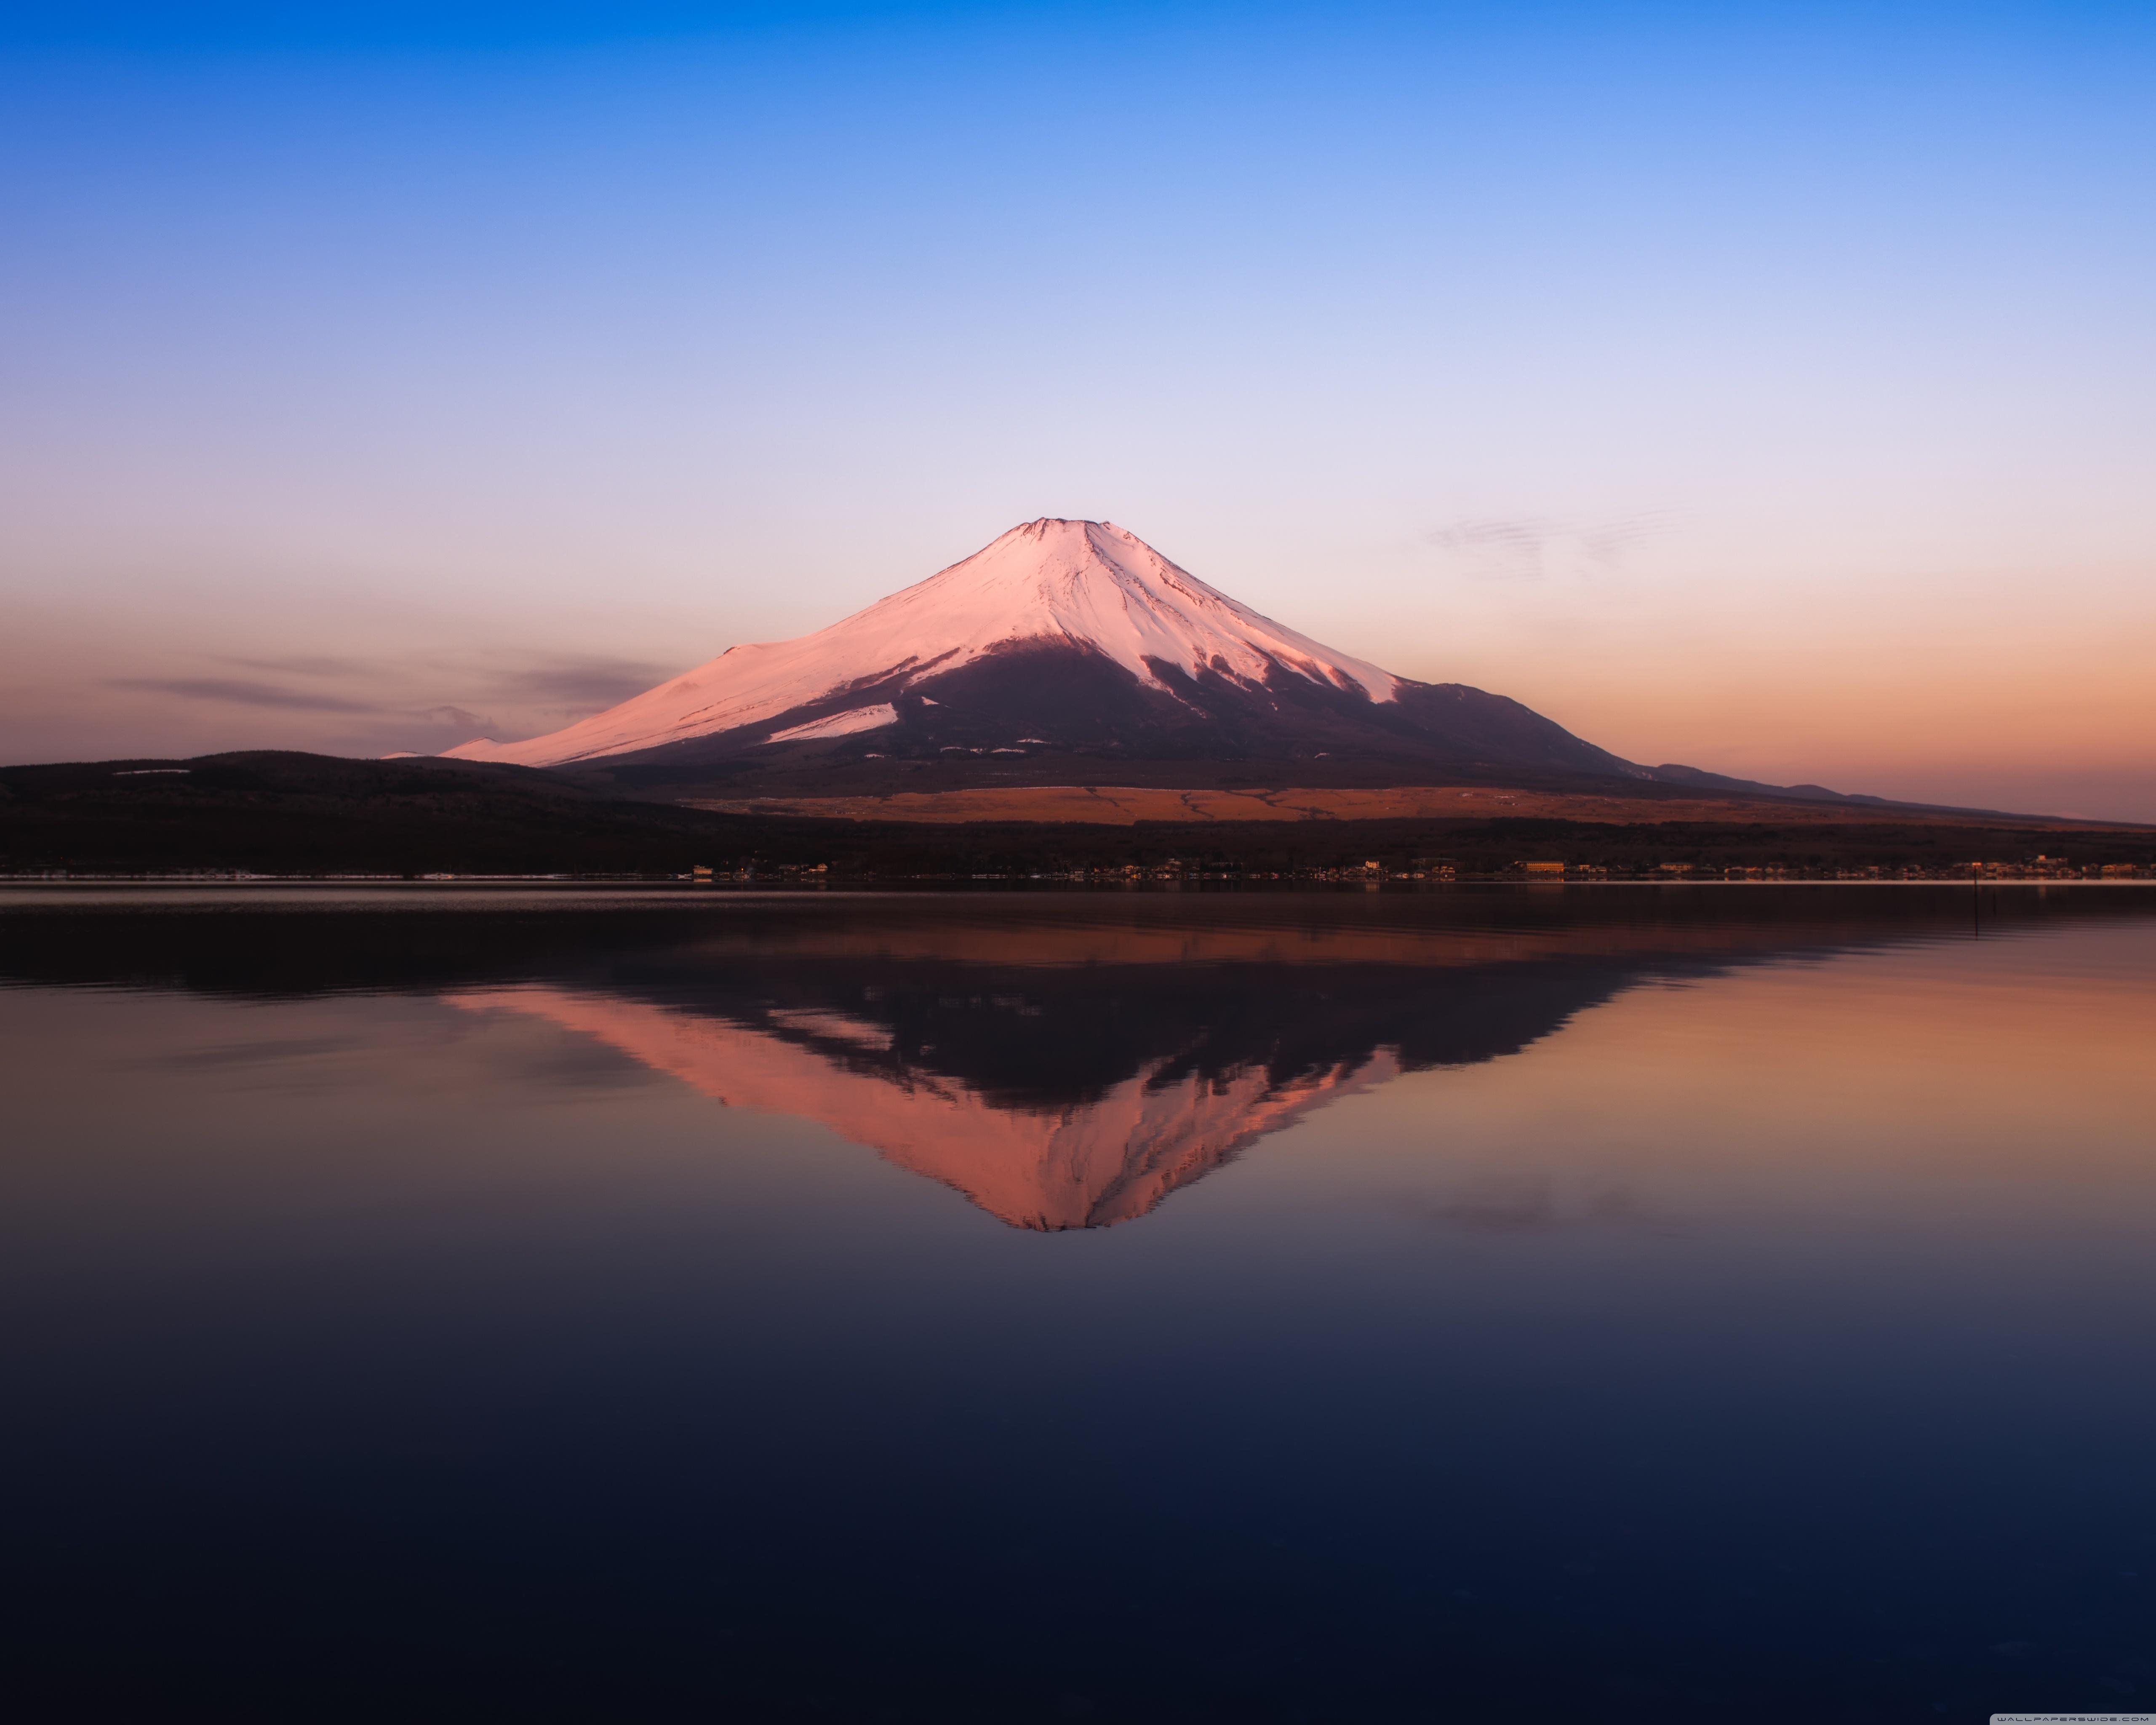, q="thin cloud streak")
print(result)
[482,656,672,712]
[1428,511,1678,581]
[82,651,674,756]
[106,677,383,714]
[423,705,498,734]
[219,654,374,678]
[212,651,668,714]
